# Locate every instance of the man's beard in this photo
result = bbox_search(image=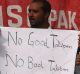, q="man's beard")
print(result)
[29,18,44,28]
